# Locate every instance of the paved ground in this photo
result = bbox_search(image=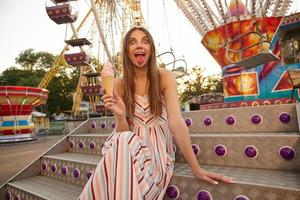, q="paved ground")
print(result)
[0,135,65,186]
